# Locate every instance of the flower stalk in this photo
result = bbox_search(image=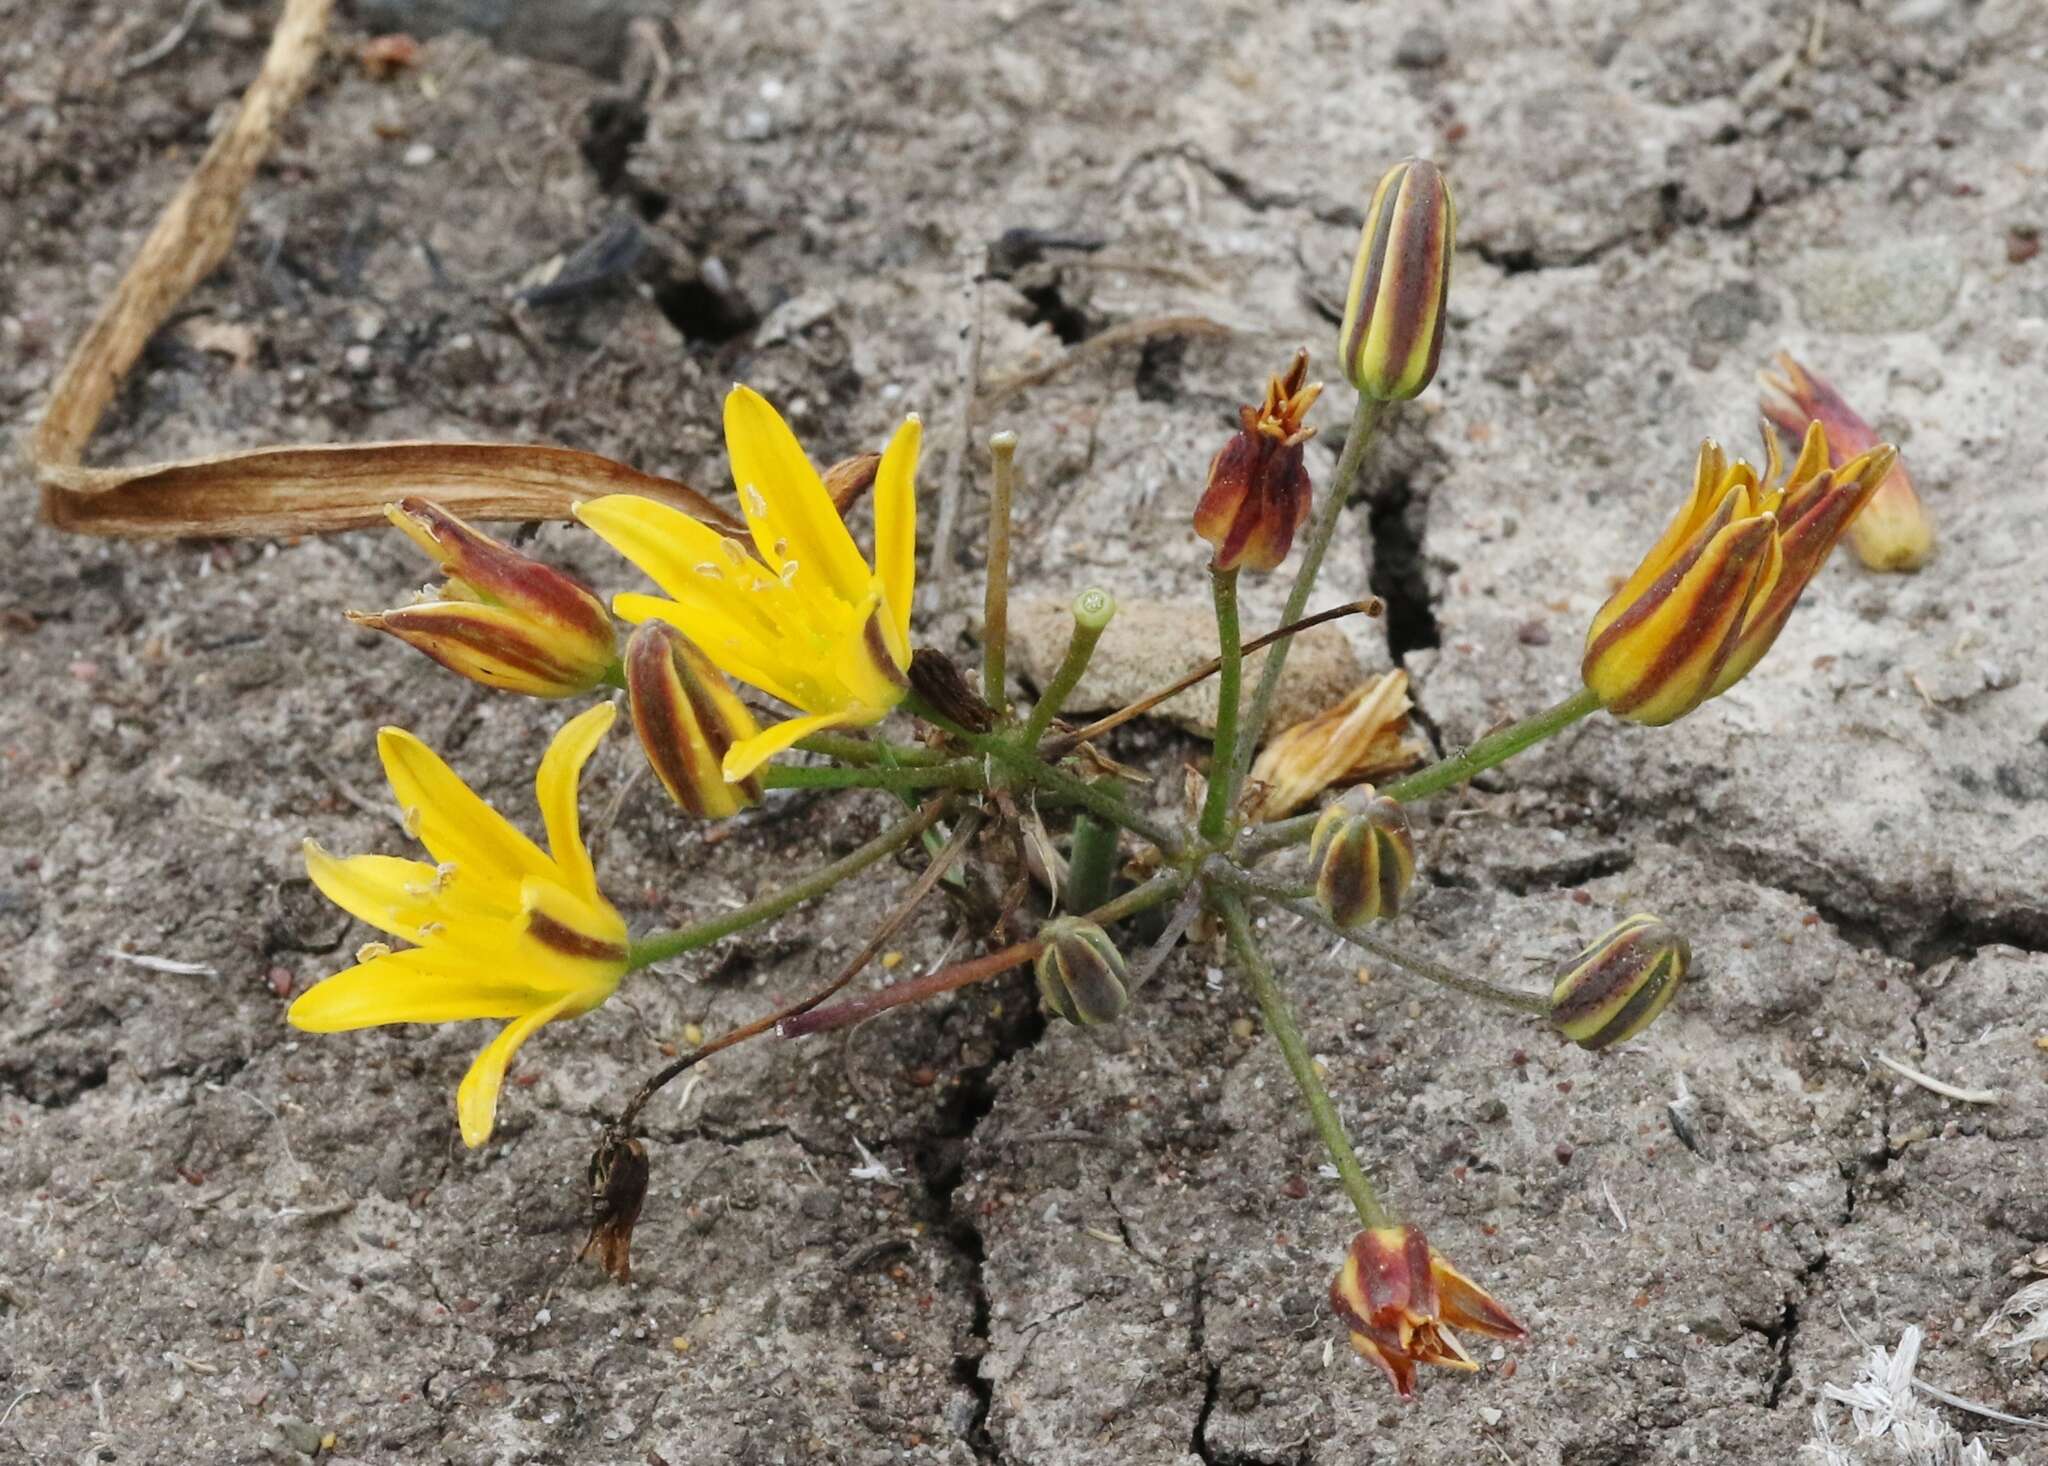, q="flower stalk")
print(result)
[1199,566,1244,841]
[1022,587,1116,748]
[1217,890,1390,1229]
[984,431,1019,714]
